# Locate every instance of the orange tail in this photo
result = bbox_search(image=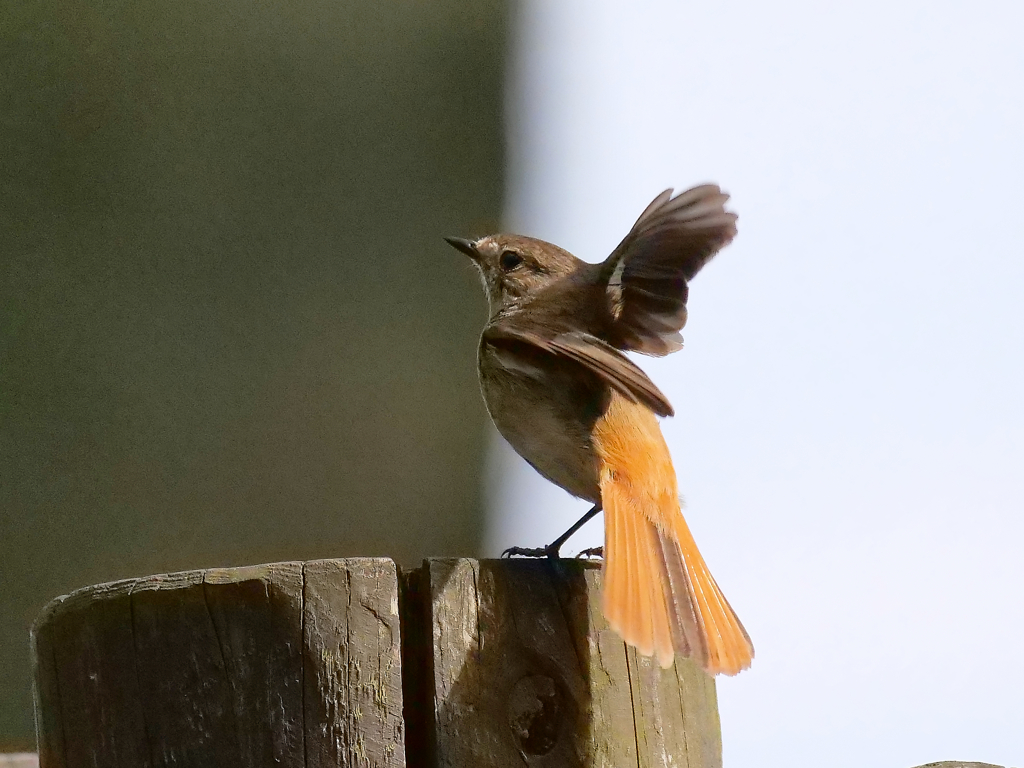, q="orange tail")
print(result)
[594,393,754,675]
